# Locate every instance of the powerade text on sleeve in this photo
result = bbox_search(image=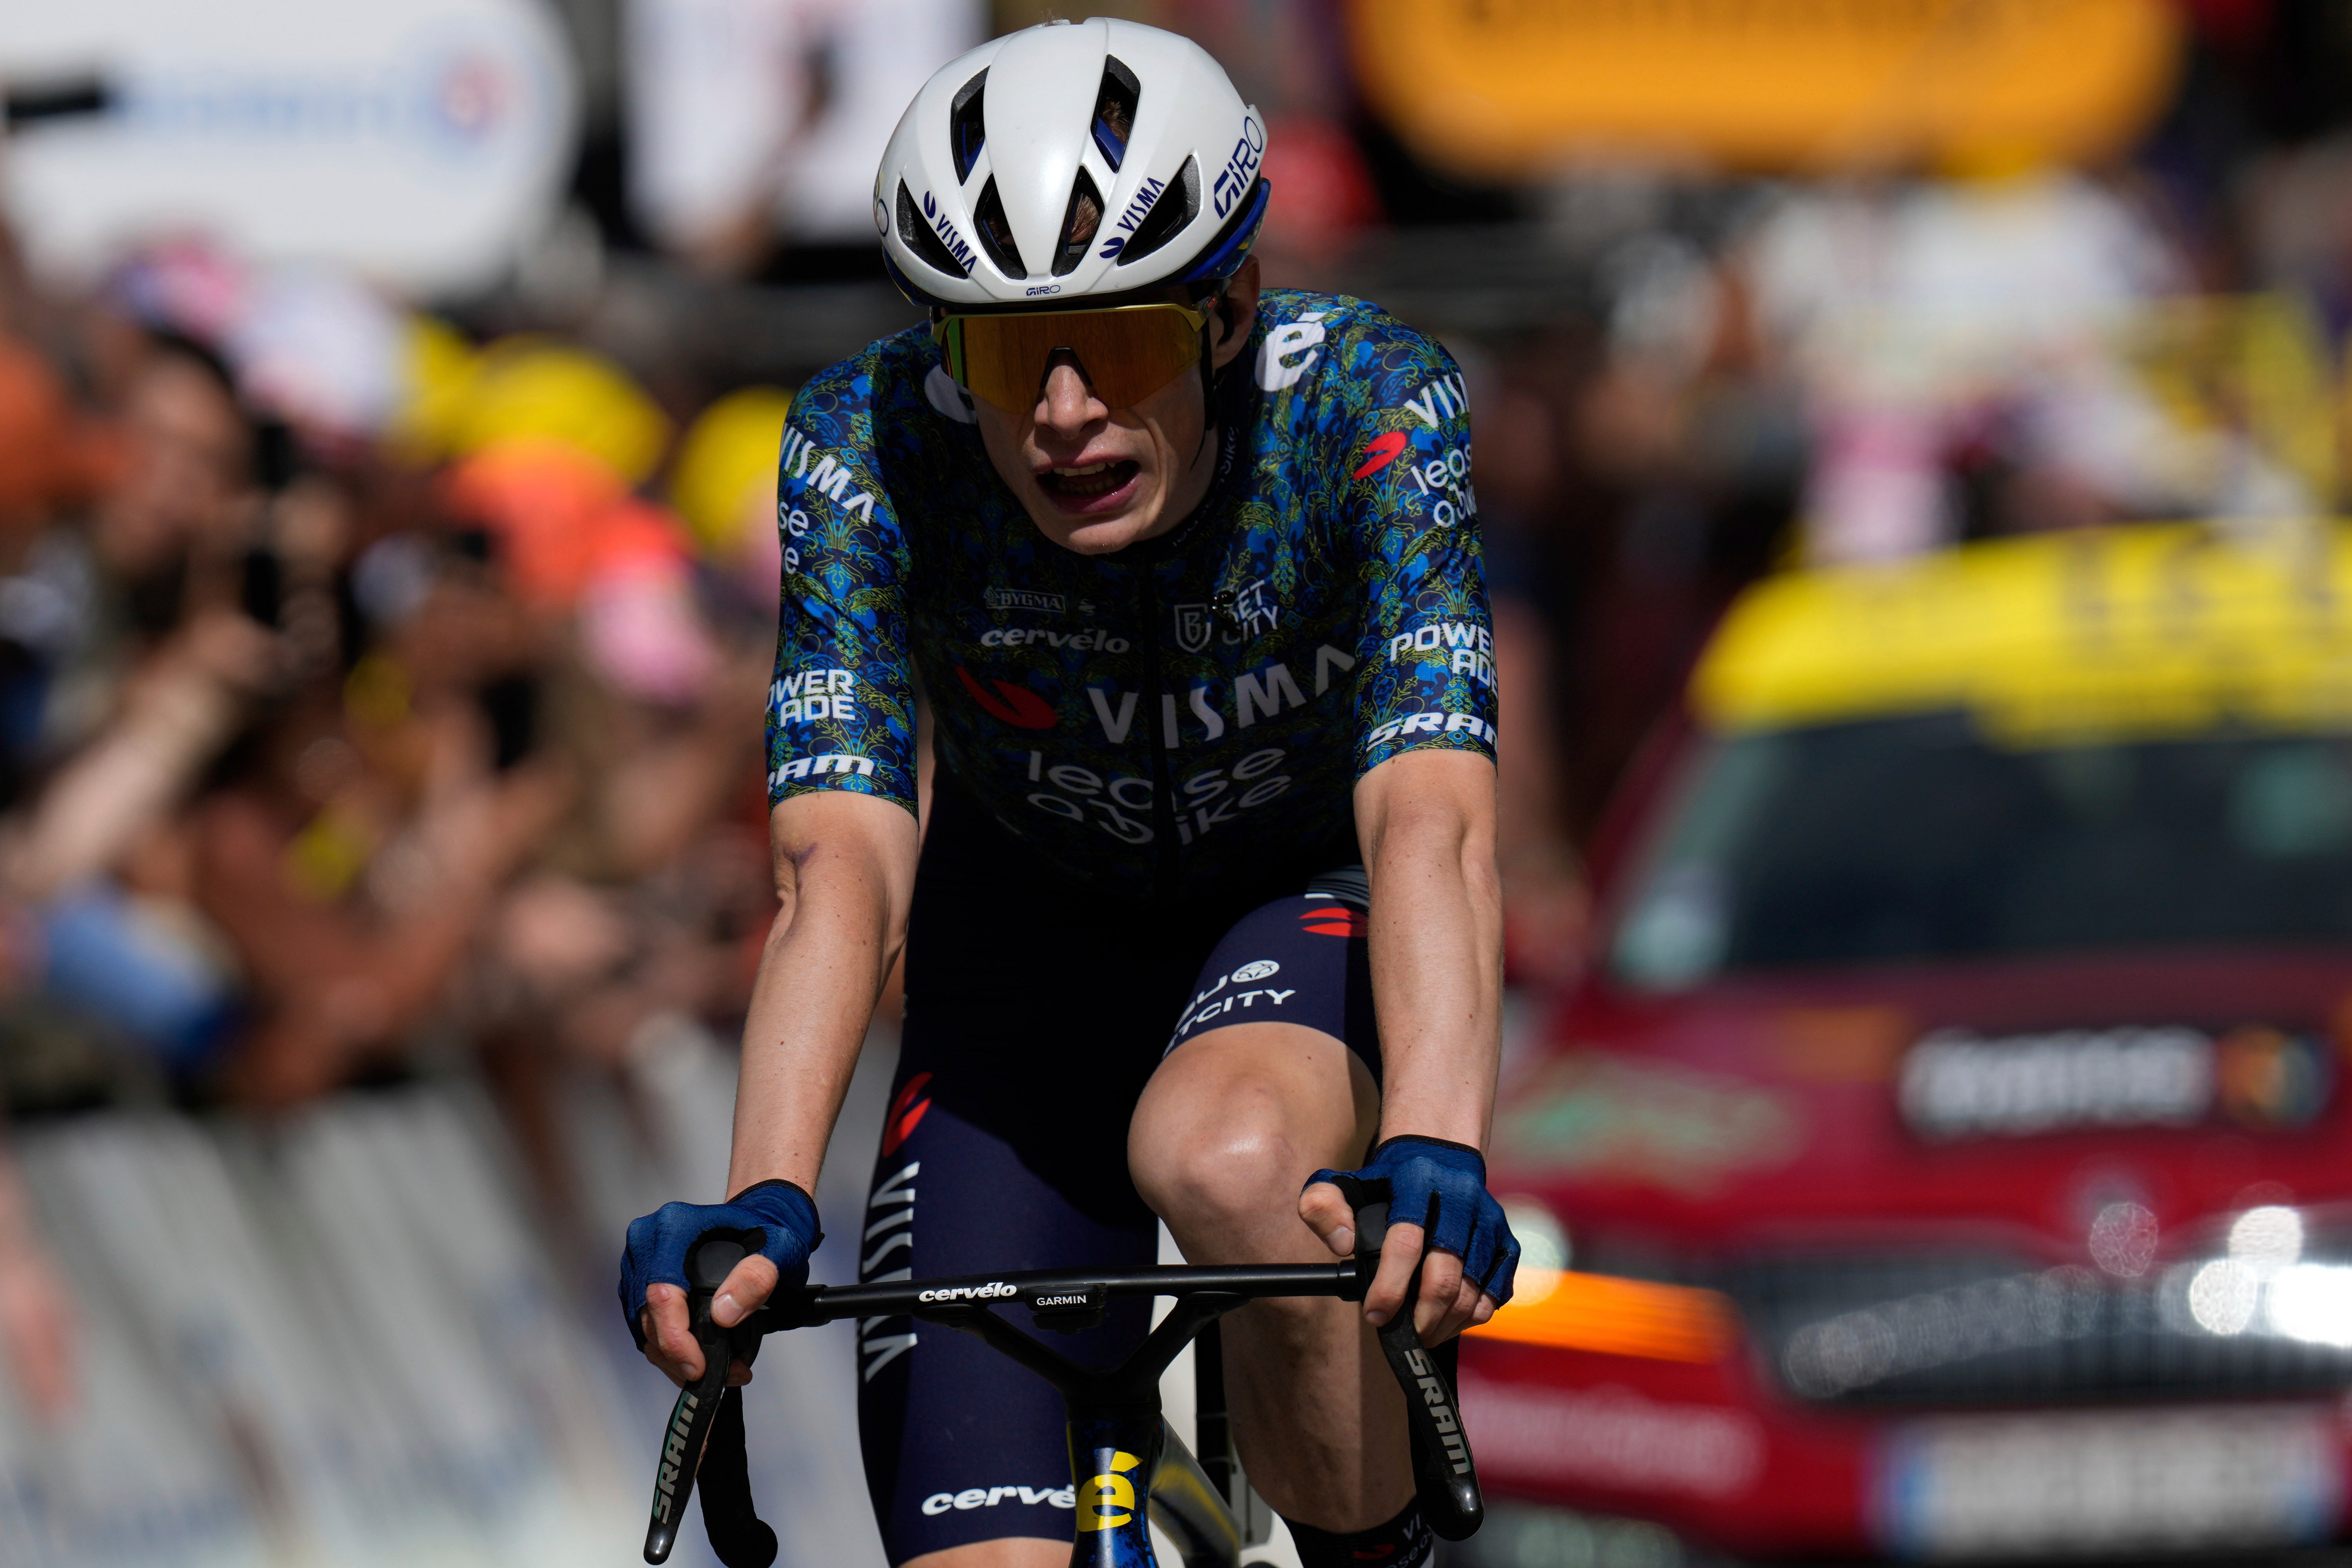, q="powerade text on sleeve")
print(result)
[765,290,1495,900]
[766,373,922,813]
[1327,320,1498,773]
